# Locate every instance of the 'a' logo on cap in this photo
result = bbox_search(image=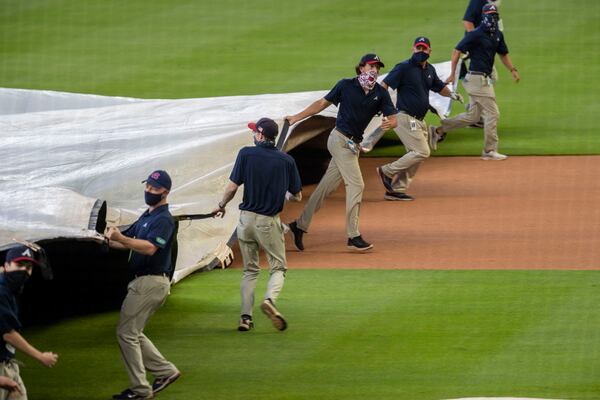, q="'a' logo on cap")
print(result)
[151,172,160,179]
[420,37,425,41]
[374,55,380,60]
[22,249,32,258]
